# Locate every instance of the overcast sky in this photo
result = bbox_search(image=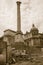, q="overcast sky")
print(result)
[0,0,43,37]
